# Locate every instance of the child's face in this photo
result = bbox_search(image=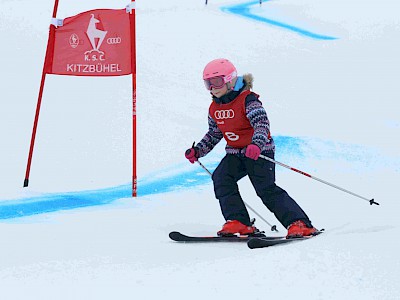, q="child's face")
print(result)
[210,84,229,98]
